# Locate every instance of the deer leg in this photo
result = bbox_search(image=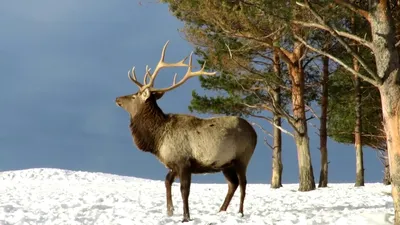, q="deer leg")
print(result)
[235,164,247,216]
[165,170,176,216]
[219,167,239,212]
[179,168,192,222]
